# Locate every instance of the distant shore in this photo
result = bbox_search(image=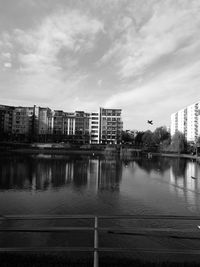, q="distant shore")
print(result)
[0,142,199,160]
[152,152,199,160]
